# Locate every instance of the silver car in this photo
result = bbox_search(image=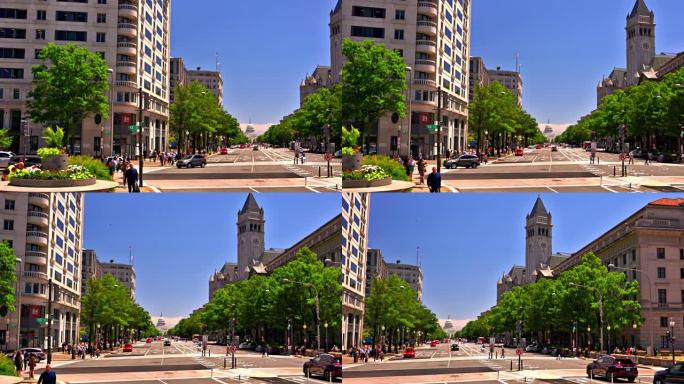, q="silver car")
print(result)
[0,152,15,168]
[176,154,206,168]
